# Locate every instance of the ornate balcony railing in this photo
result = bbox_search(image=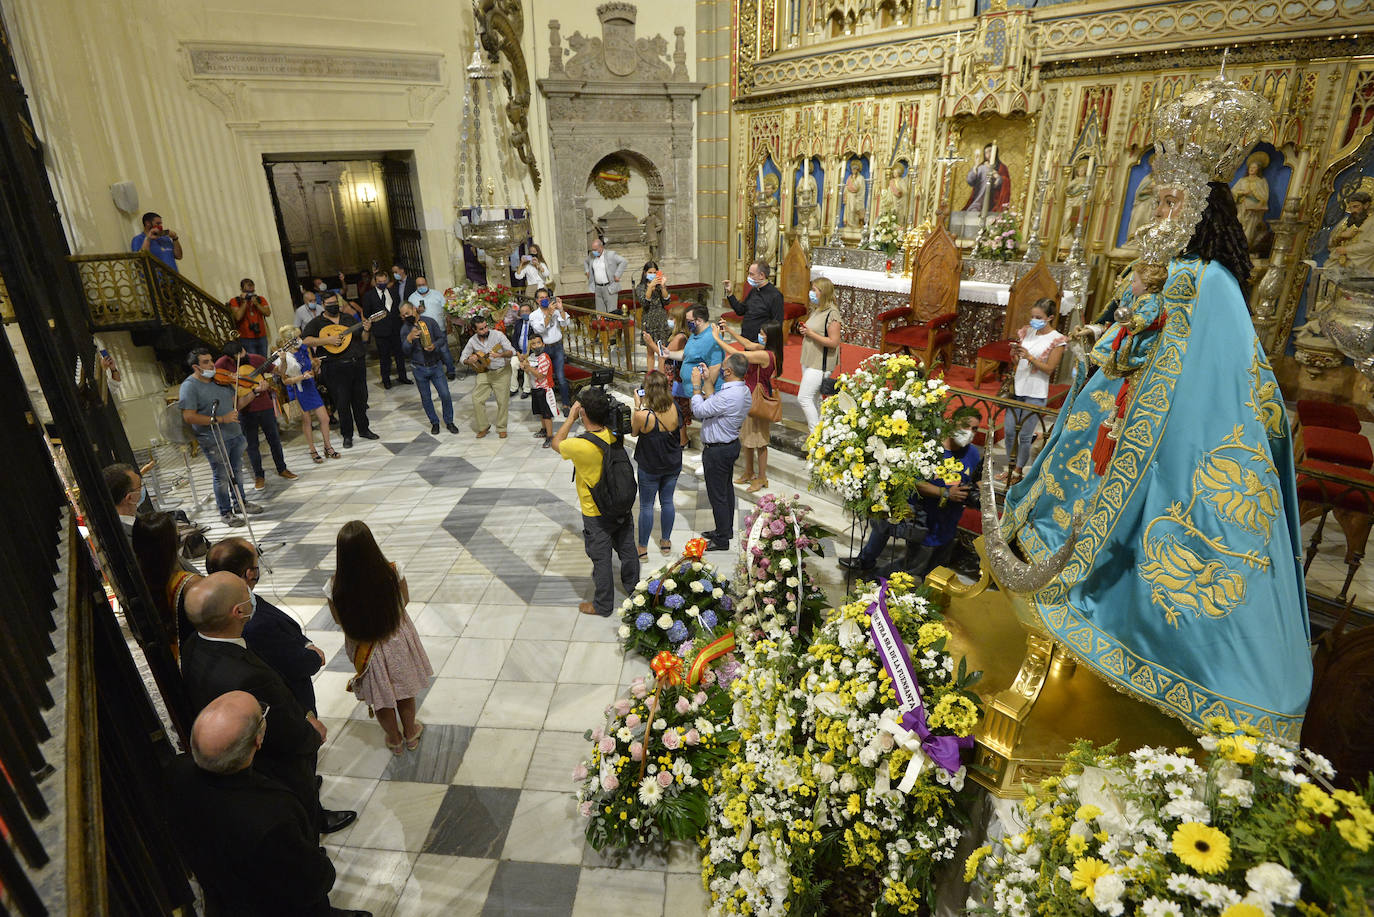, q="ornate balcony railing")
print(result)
[68,251,237,349]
